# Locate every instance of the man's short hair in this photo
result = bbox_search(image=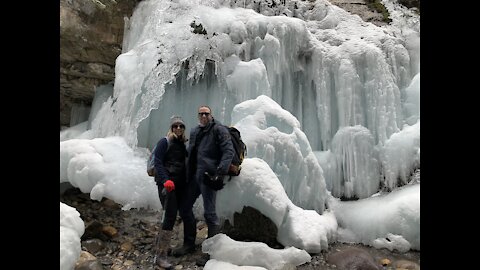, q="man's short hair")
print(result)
[198,105,212,114]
